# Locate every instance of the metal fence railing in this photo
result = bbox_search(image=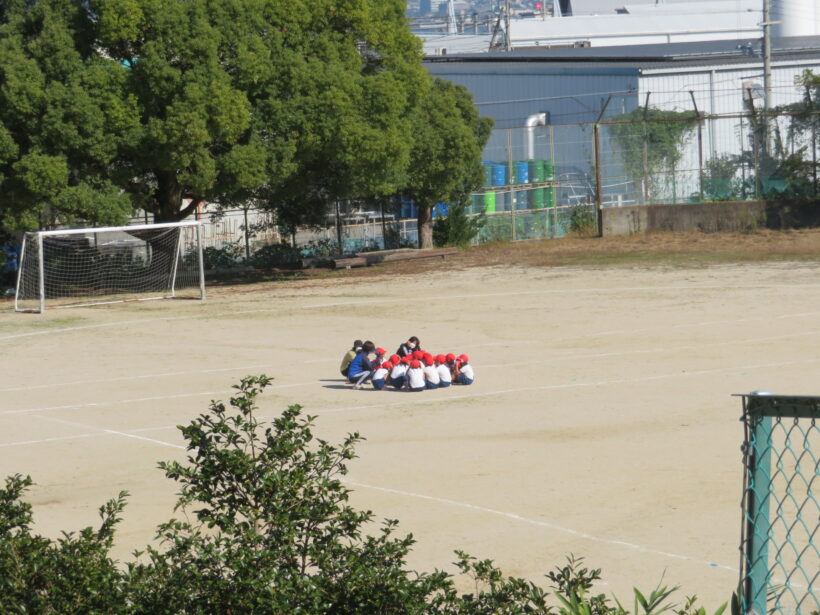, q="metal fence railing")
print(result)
[738,393,819,615]
[127,107,816,257]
